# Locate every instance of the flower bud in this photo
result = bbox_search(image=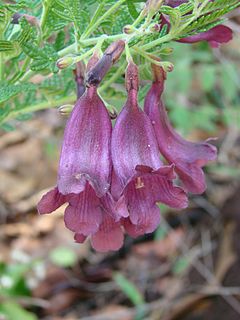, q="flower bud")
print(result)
[160,61,174,72]
[12,13,39,27]
[150,23,161,32]
[57,55,75,69]
[123,25,135,34]
[58,104,74,116]
[107,105,118,119]
[159,47,173,55]
[86,40,125,86]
